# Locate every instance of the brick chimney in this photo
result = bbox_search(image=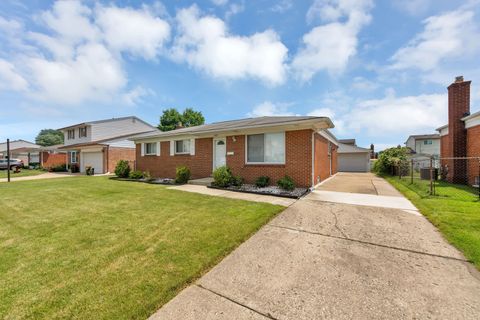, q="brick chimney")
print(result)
[447,76,470,183]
